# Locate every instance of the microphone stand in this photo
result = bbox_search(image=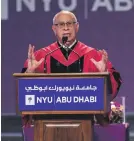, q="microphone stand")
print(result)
[44,36,68,73]
[61,36,69,72]
[68,48,82,73]
[44,46,62,73]
[65,48,69,72]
